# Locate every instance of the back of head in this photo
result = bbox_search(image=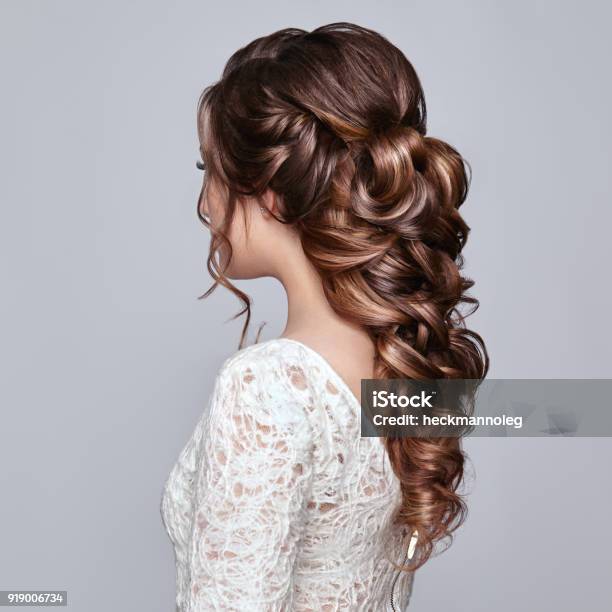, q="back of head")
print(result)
[197,22,488,569]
